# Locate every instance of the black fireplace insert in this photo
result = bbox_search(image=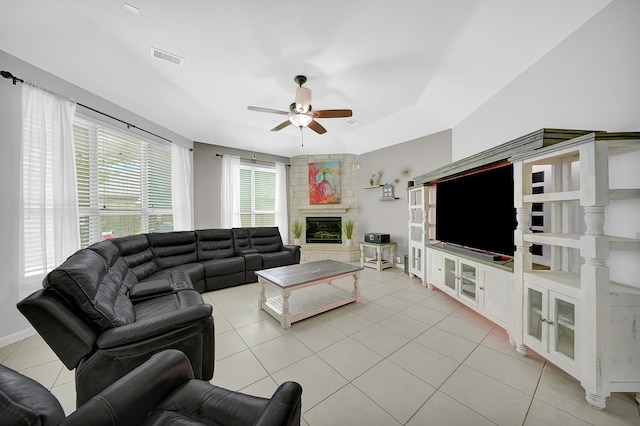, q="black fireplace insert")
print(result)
[306,217,342,244]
